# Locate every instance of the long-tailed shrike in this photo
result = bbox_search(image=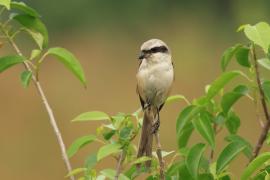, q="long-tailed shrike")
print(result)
[136,39,174,168]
